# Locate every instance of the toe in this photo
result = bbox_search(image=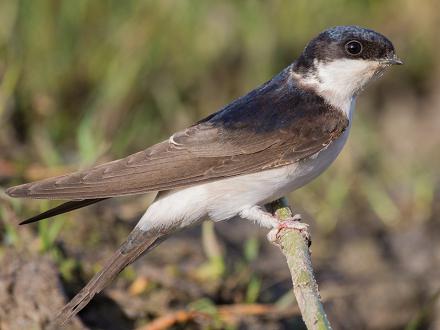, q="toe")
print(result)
[267,229,278,243]
[291,214,302,221]
[279,219,308,231]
